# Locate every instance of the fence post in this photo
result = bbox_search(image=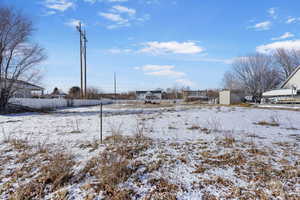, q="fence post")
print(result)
[100,102,103,143]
